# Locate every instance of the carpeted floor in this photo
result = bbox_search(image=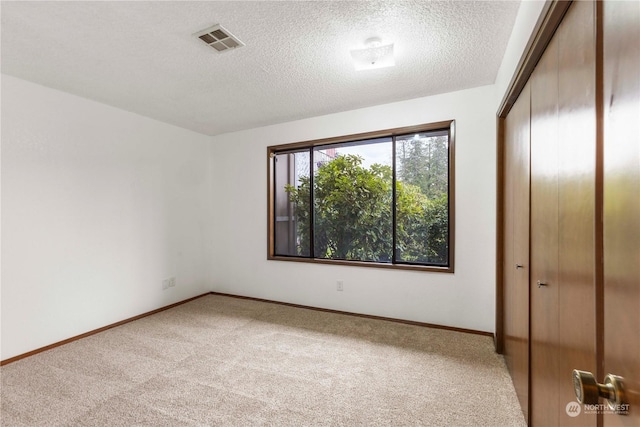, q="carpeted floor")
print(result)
[1,294,526,426]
